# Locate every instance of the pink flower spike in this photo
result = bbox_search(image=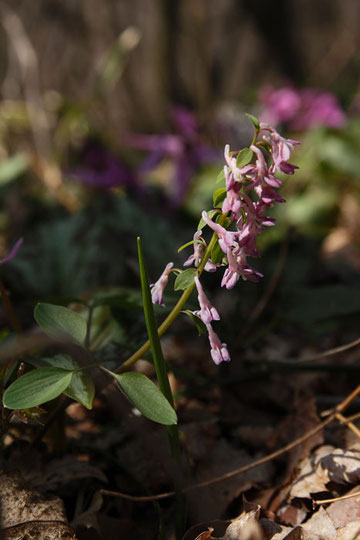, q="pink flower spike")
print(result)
[150,262,174,306]
[206,323,230,365]
[0,237,23,264]
[193,276,220,324]
[201,211,237,253]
